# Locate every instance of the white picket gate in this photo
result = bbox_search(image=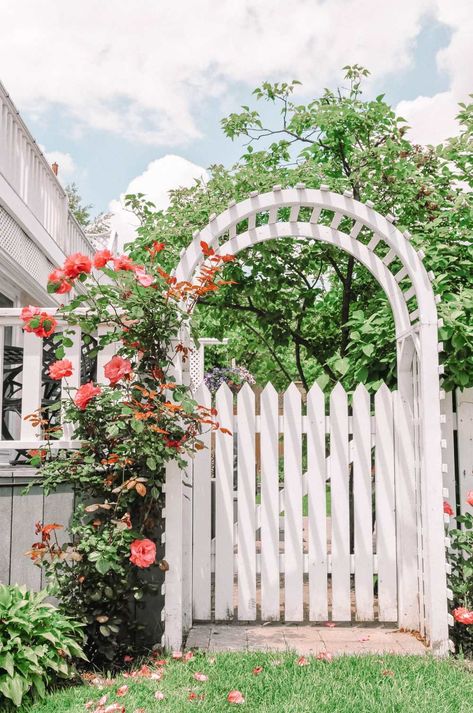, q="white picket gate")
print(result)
[190,380,404,625]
